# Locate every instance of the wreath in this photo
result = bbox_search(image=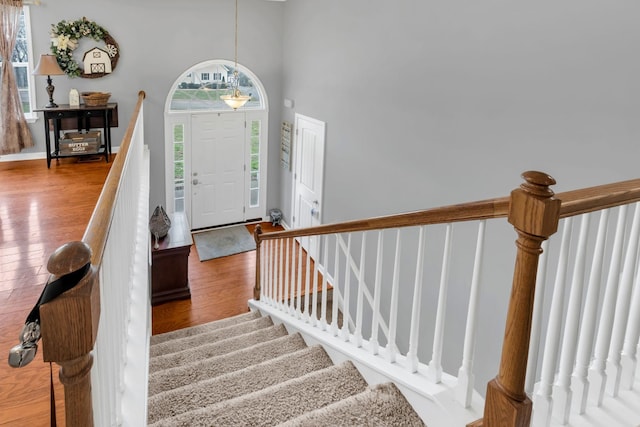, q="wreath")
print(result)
[50,17,119,79]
